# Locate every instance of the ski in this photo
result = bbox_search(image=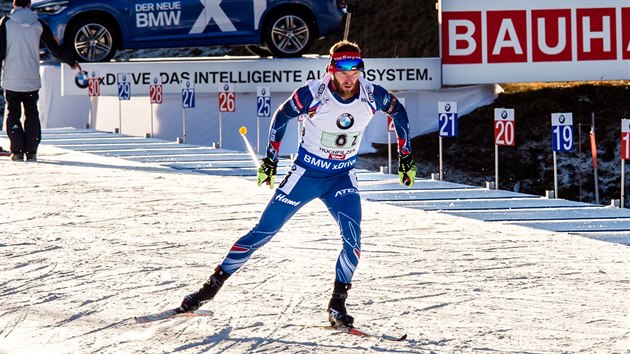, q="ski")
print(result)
[134,308,214,323]
[309,324,407,341]
[335,325,407,341]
